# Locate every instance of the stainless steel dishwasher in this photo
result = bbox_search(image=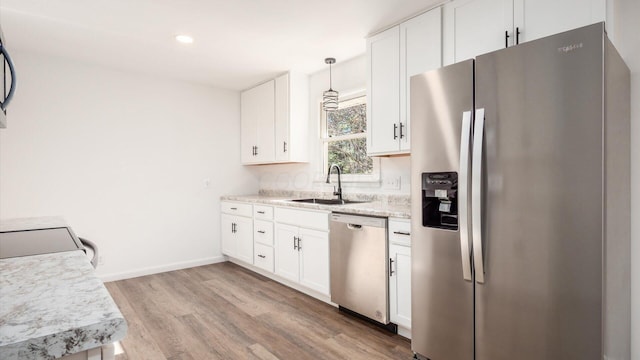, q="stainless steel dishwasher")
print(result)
[330,213,390,326]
